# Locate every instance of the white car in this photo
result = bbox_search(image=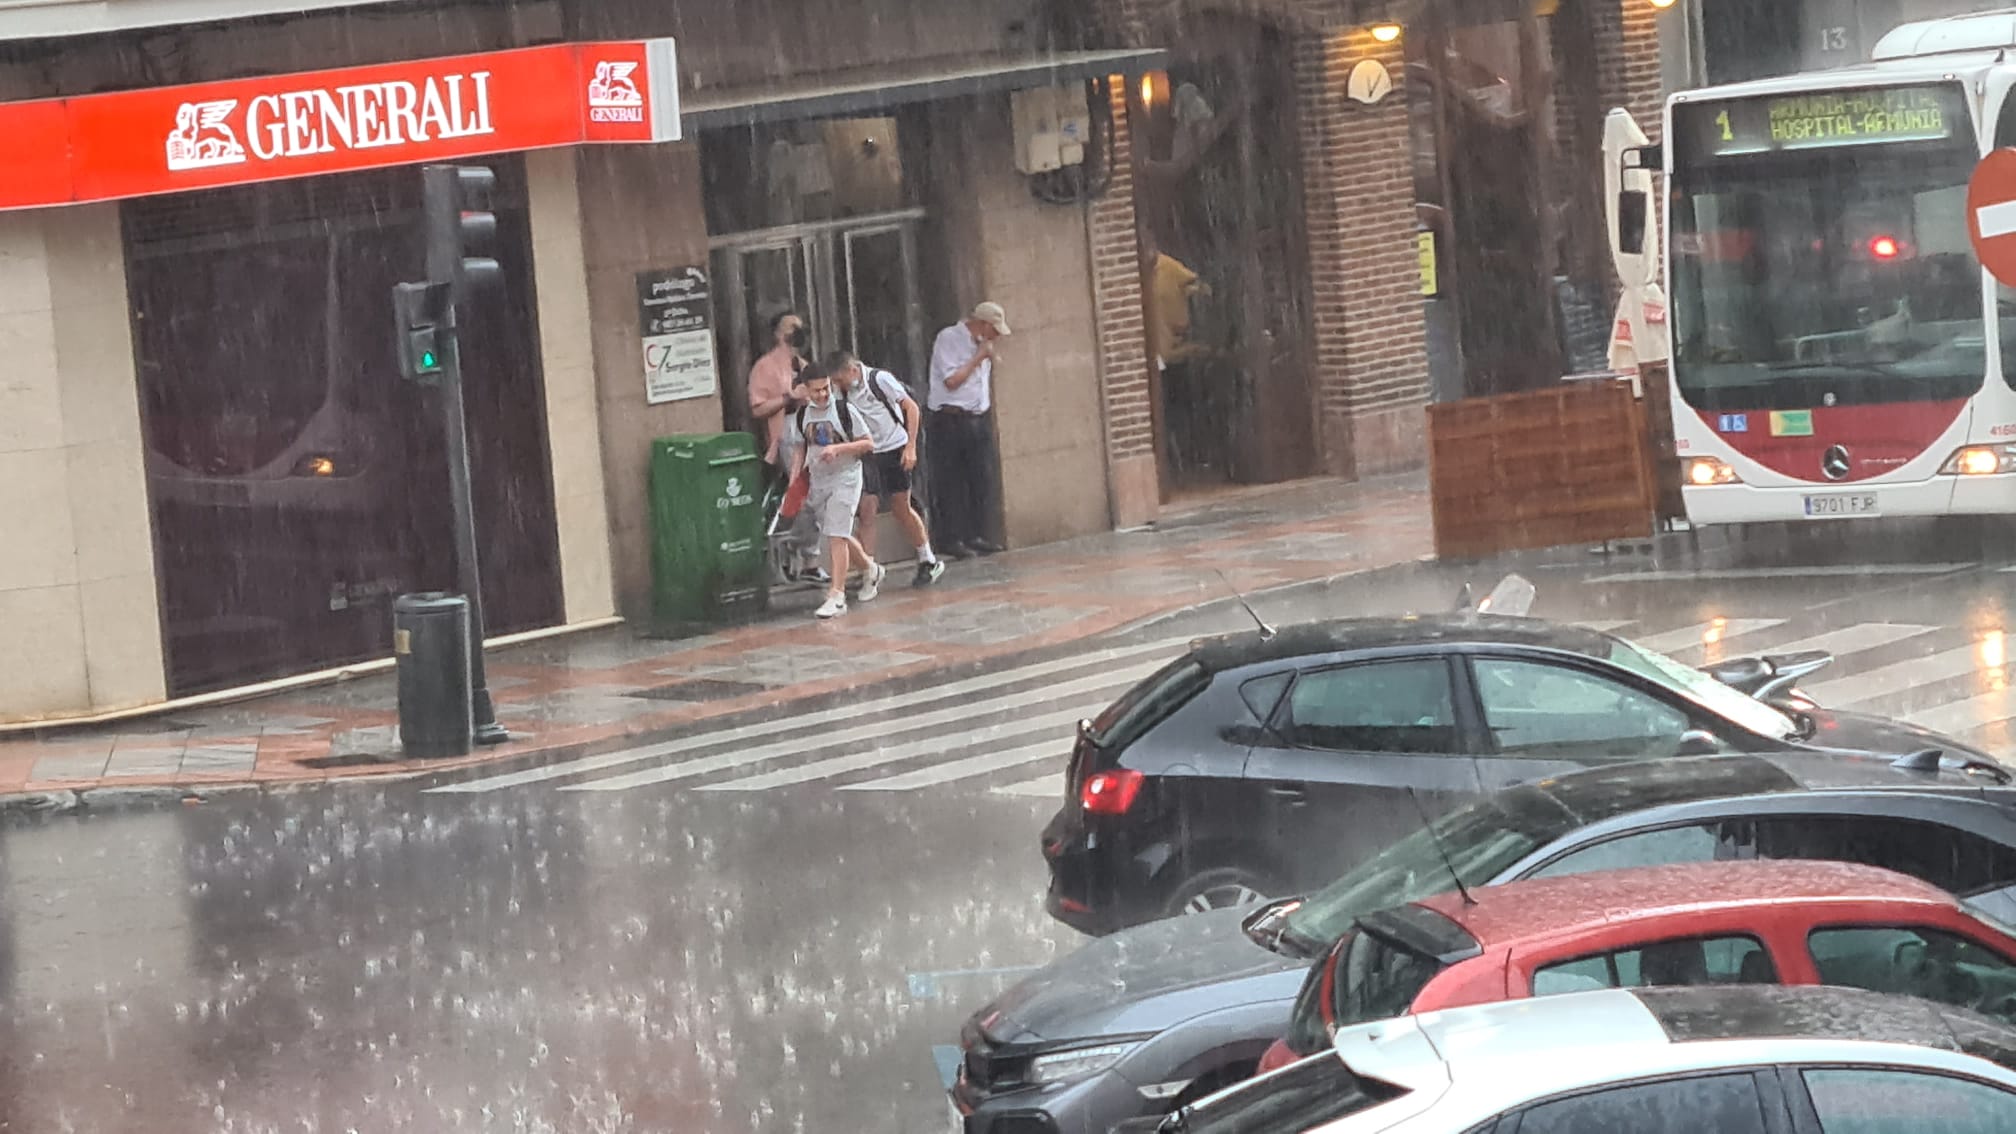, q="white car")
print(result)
[1129,984,2016,1133]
